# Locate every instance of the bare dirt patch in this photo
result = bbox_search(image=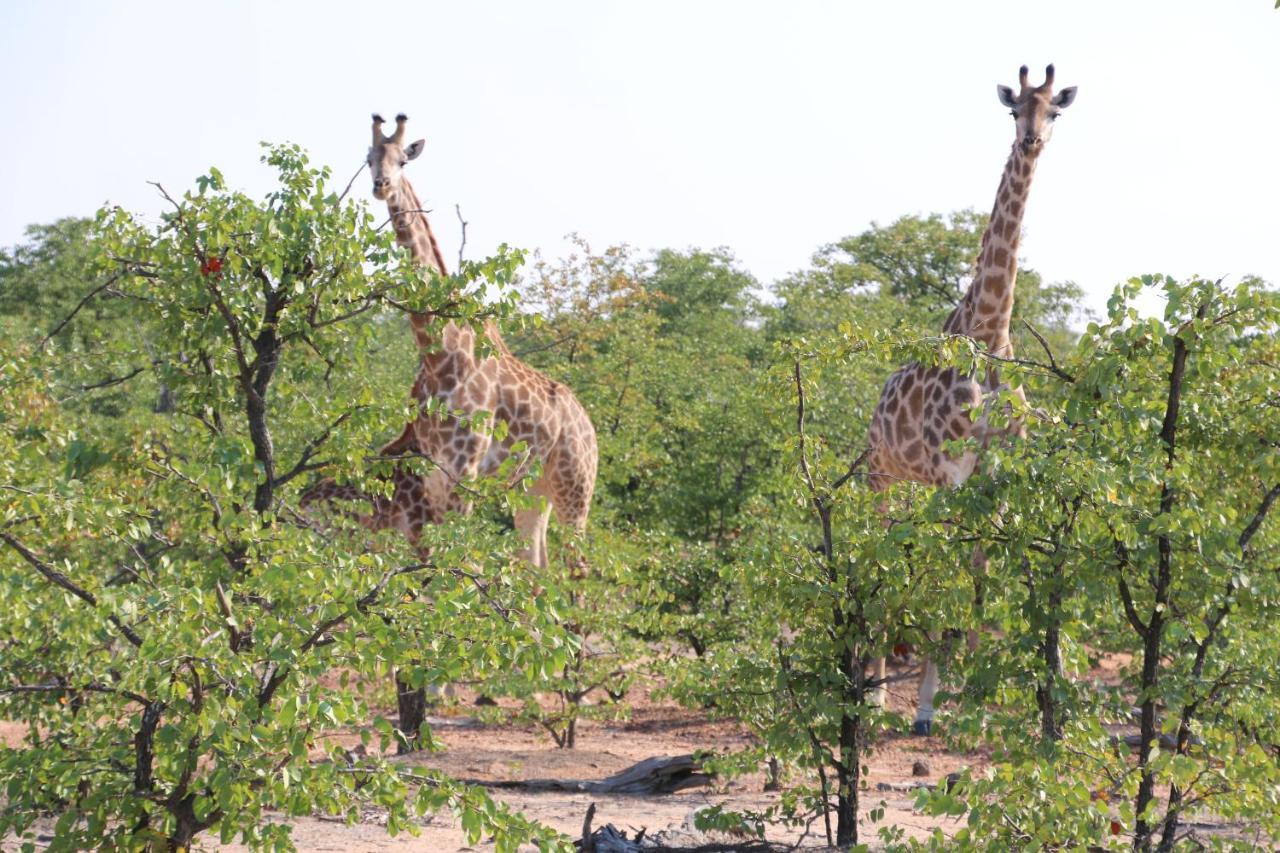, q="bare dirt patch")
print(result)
[217,674,979,851]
